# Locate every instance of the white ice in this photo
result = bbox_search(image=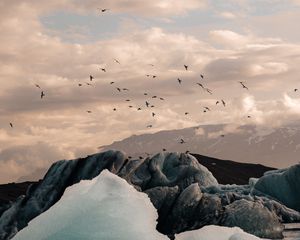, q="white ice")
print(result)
[175,225,264,240]
[12,170,168,240]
